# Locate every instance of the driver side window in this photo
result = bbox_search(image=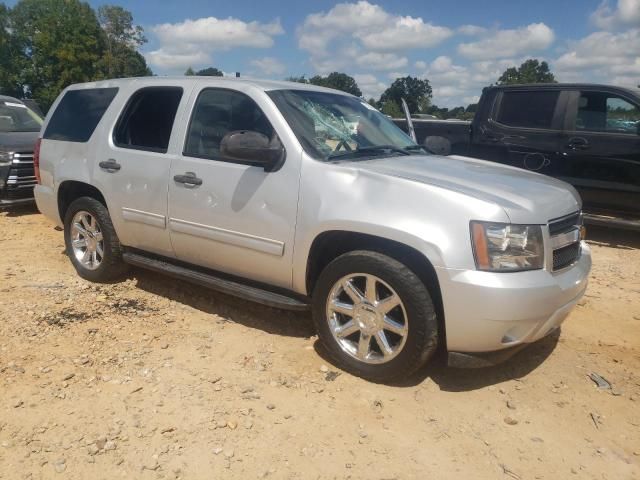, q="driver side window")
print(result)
[184,88,275,160]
